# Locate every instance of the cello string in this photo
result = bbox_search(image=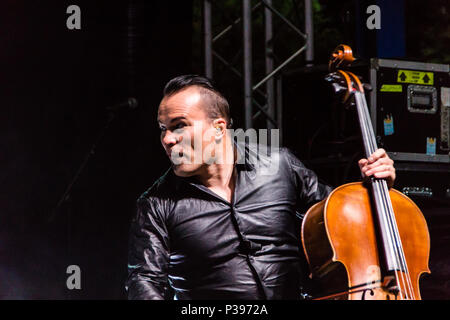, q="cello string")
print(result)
[356,93,401,260]
[379,180,415,299]
[346,72,413,299]
[355,92,396,255]
[338,70,399,297]
[359,94,403,266]
[354,92,397,266]
[359,93,414,299]
[376,180,412,298]
[359,94,414,299]
[377,179,415,299]
[353,91,402,293]
[341,68,418,300]
[358,91,412,298]
[354,87,411,299]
